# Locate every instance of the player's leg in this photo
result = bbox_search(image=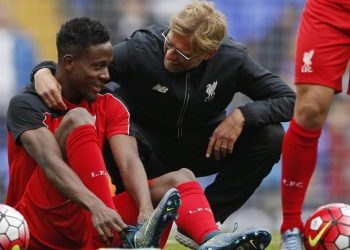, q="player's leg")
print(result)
[55,107,116,209]
[280,1,350,249]
[59,107,129,247]
[113,186,180,248]
[151,169,220,242]
[280,85,333,250]
[281,2,350,250]
[204,123,284,222]
[108,168,200,248]
[56,107,126,248]
[150,168,219,245]
[281,84,334,231]
[149,169,272,249]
